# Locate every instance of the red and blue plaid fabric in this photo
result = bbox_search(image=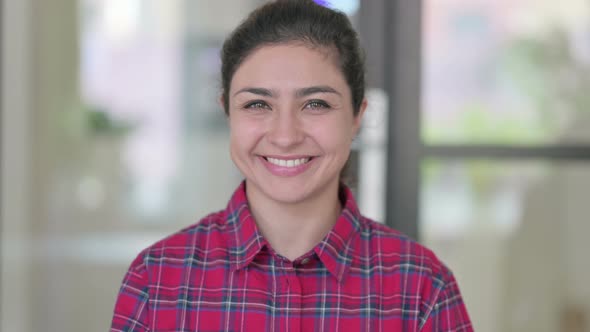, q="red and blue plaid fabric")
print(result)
[111,182,472,331]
